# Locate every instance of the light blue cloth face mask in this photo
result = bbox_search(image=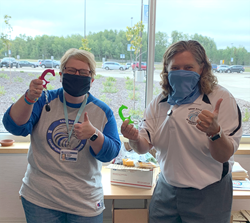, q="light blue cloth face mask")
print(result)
[167,70,201,105]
